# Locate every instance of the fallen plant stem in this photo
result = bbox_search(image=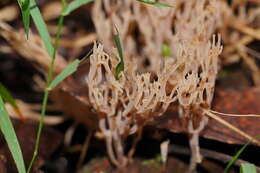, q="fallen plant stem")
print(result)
[57,33,96,48]
[209,110,260,118]
[203,109,260,146]
[224,36,253,55]
[244,46,260,60]
[236,46,260,85]
[64,122,78,146]
[127,127,143,160]
[5,102,64,125]
[168,144,260,172]
[77,130,93,169]
[231,23,260,40]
